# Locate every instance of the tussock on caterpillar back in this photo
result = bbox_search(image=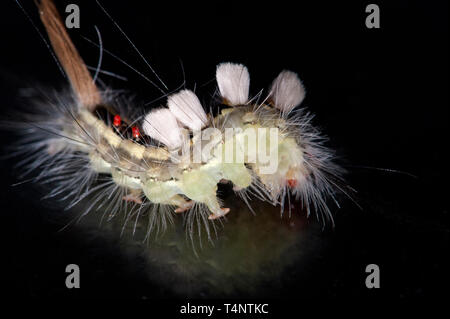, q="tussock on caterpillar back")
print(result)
[5,0,348,244]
